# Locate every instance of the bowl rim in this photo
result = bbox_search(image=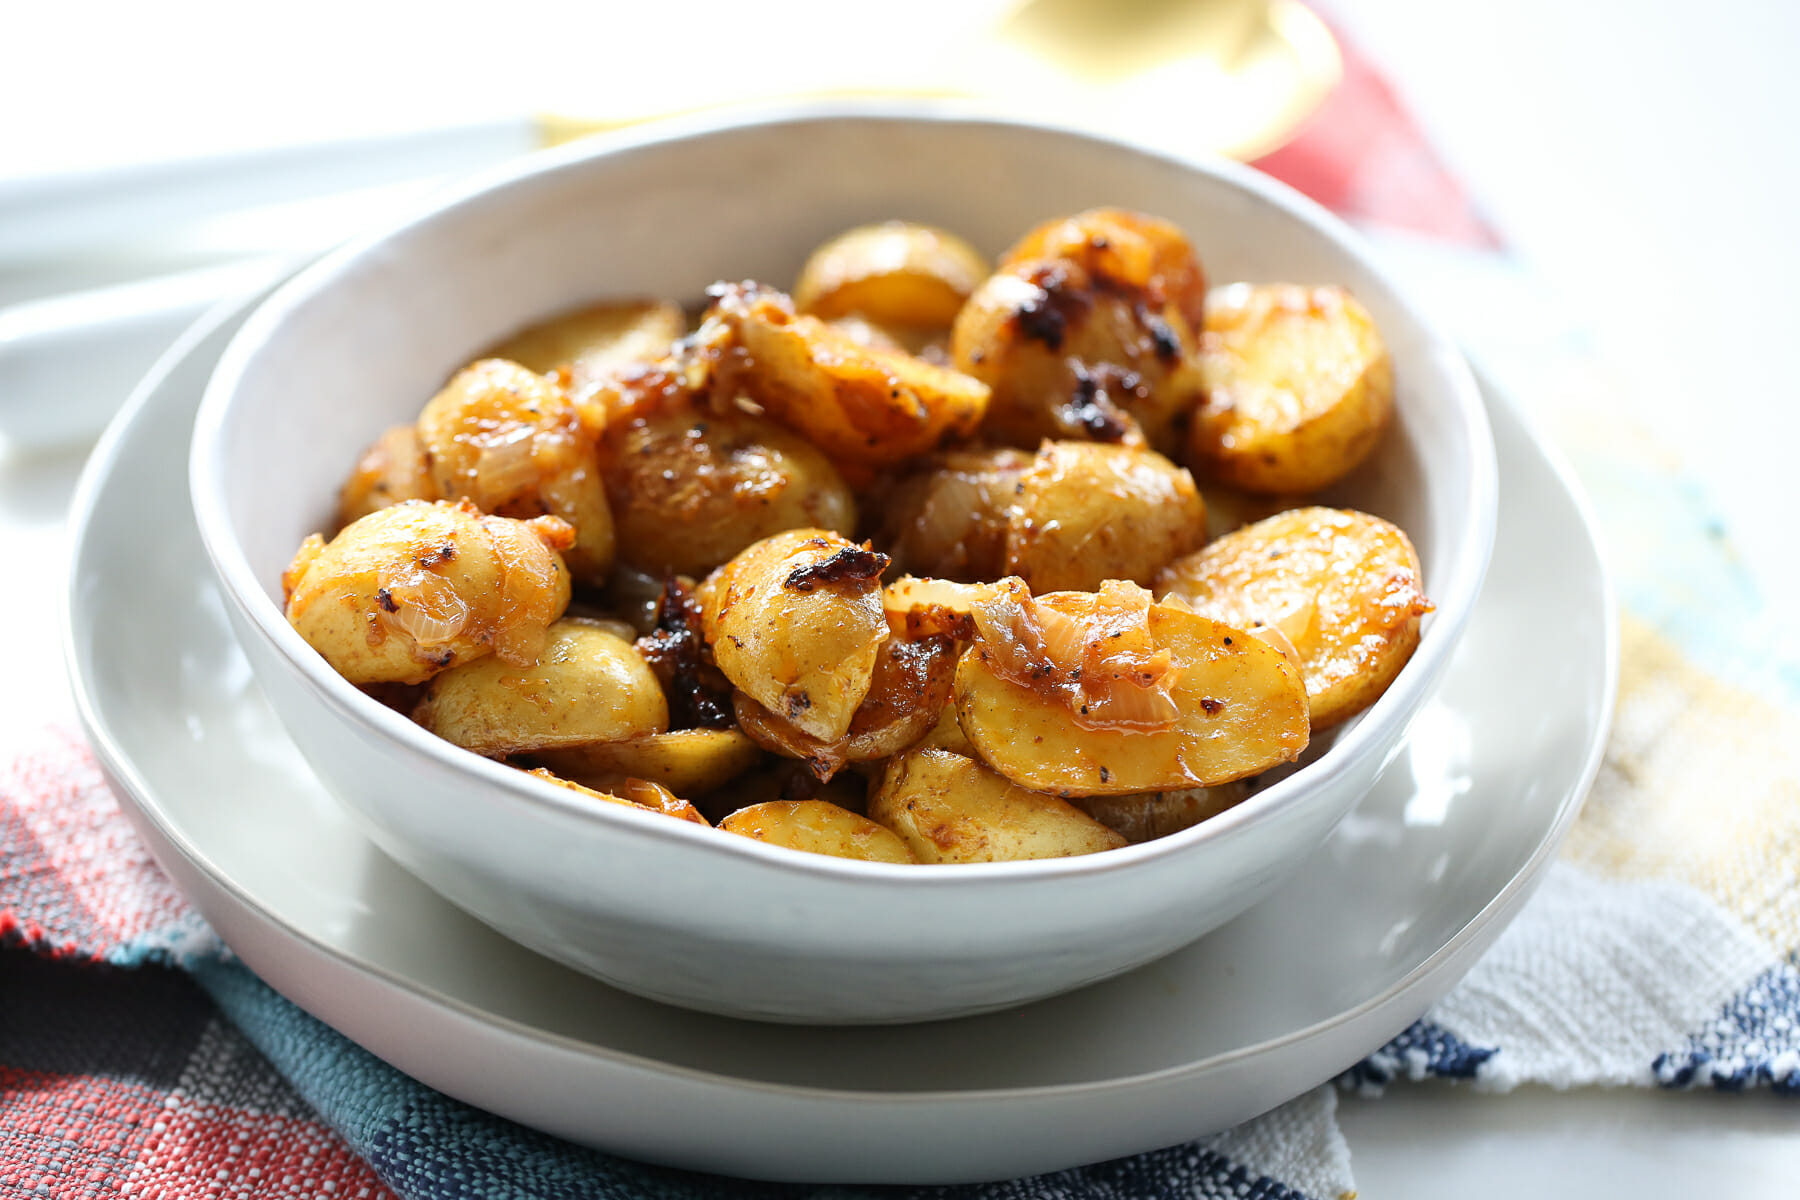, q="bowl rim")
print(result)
[190,97,1498,889]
